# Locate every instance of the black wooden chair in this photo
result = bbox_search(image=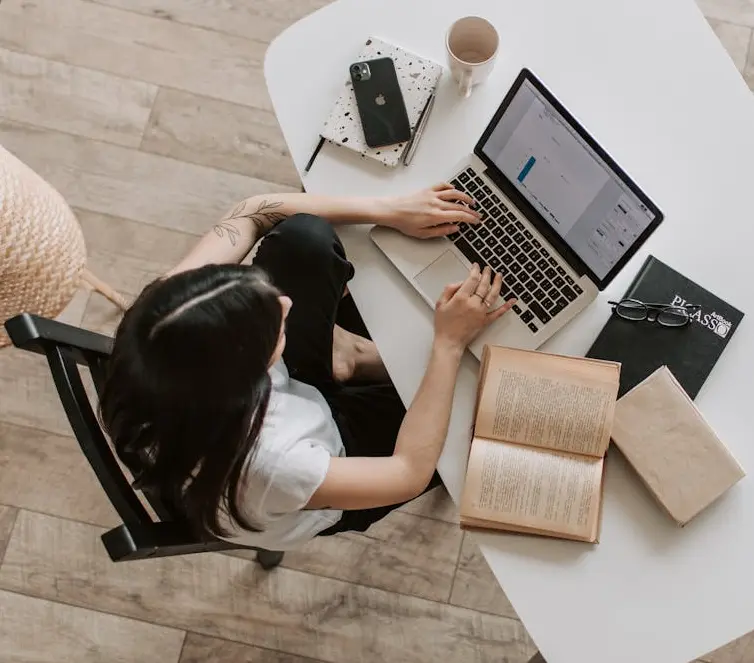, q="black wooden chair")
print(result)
[3,313,284,569]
